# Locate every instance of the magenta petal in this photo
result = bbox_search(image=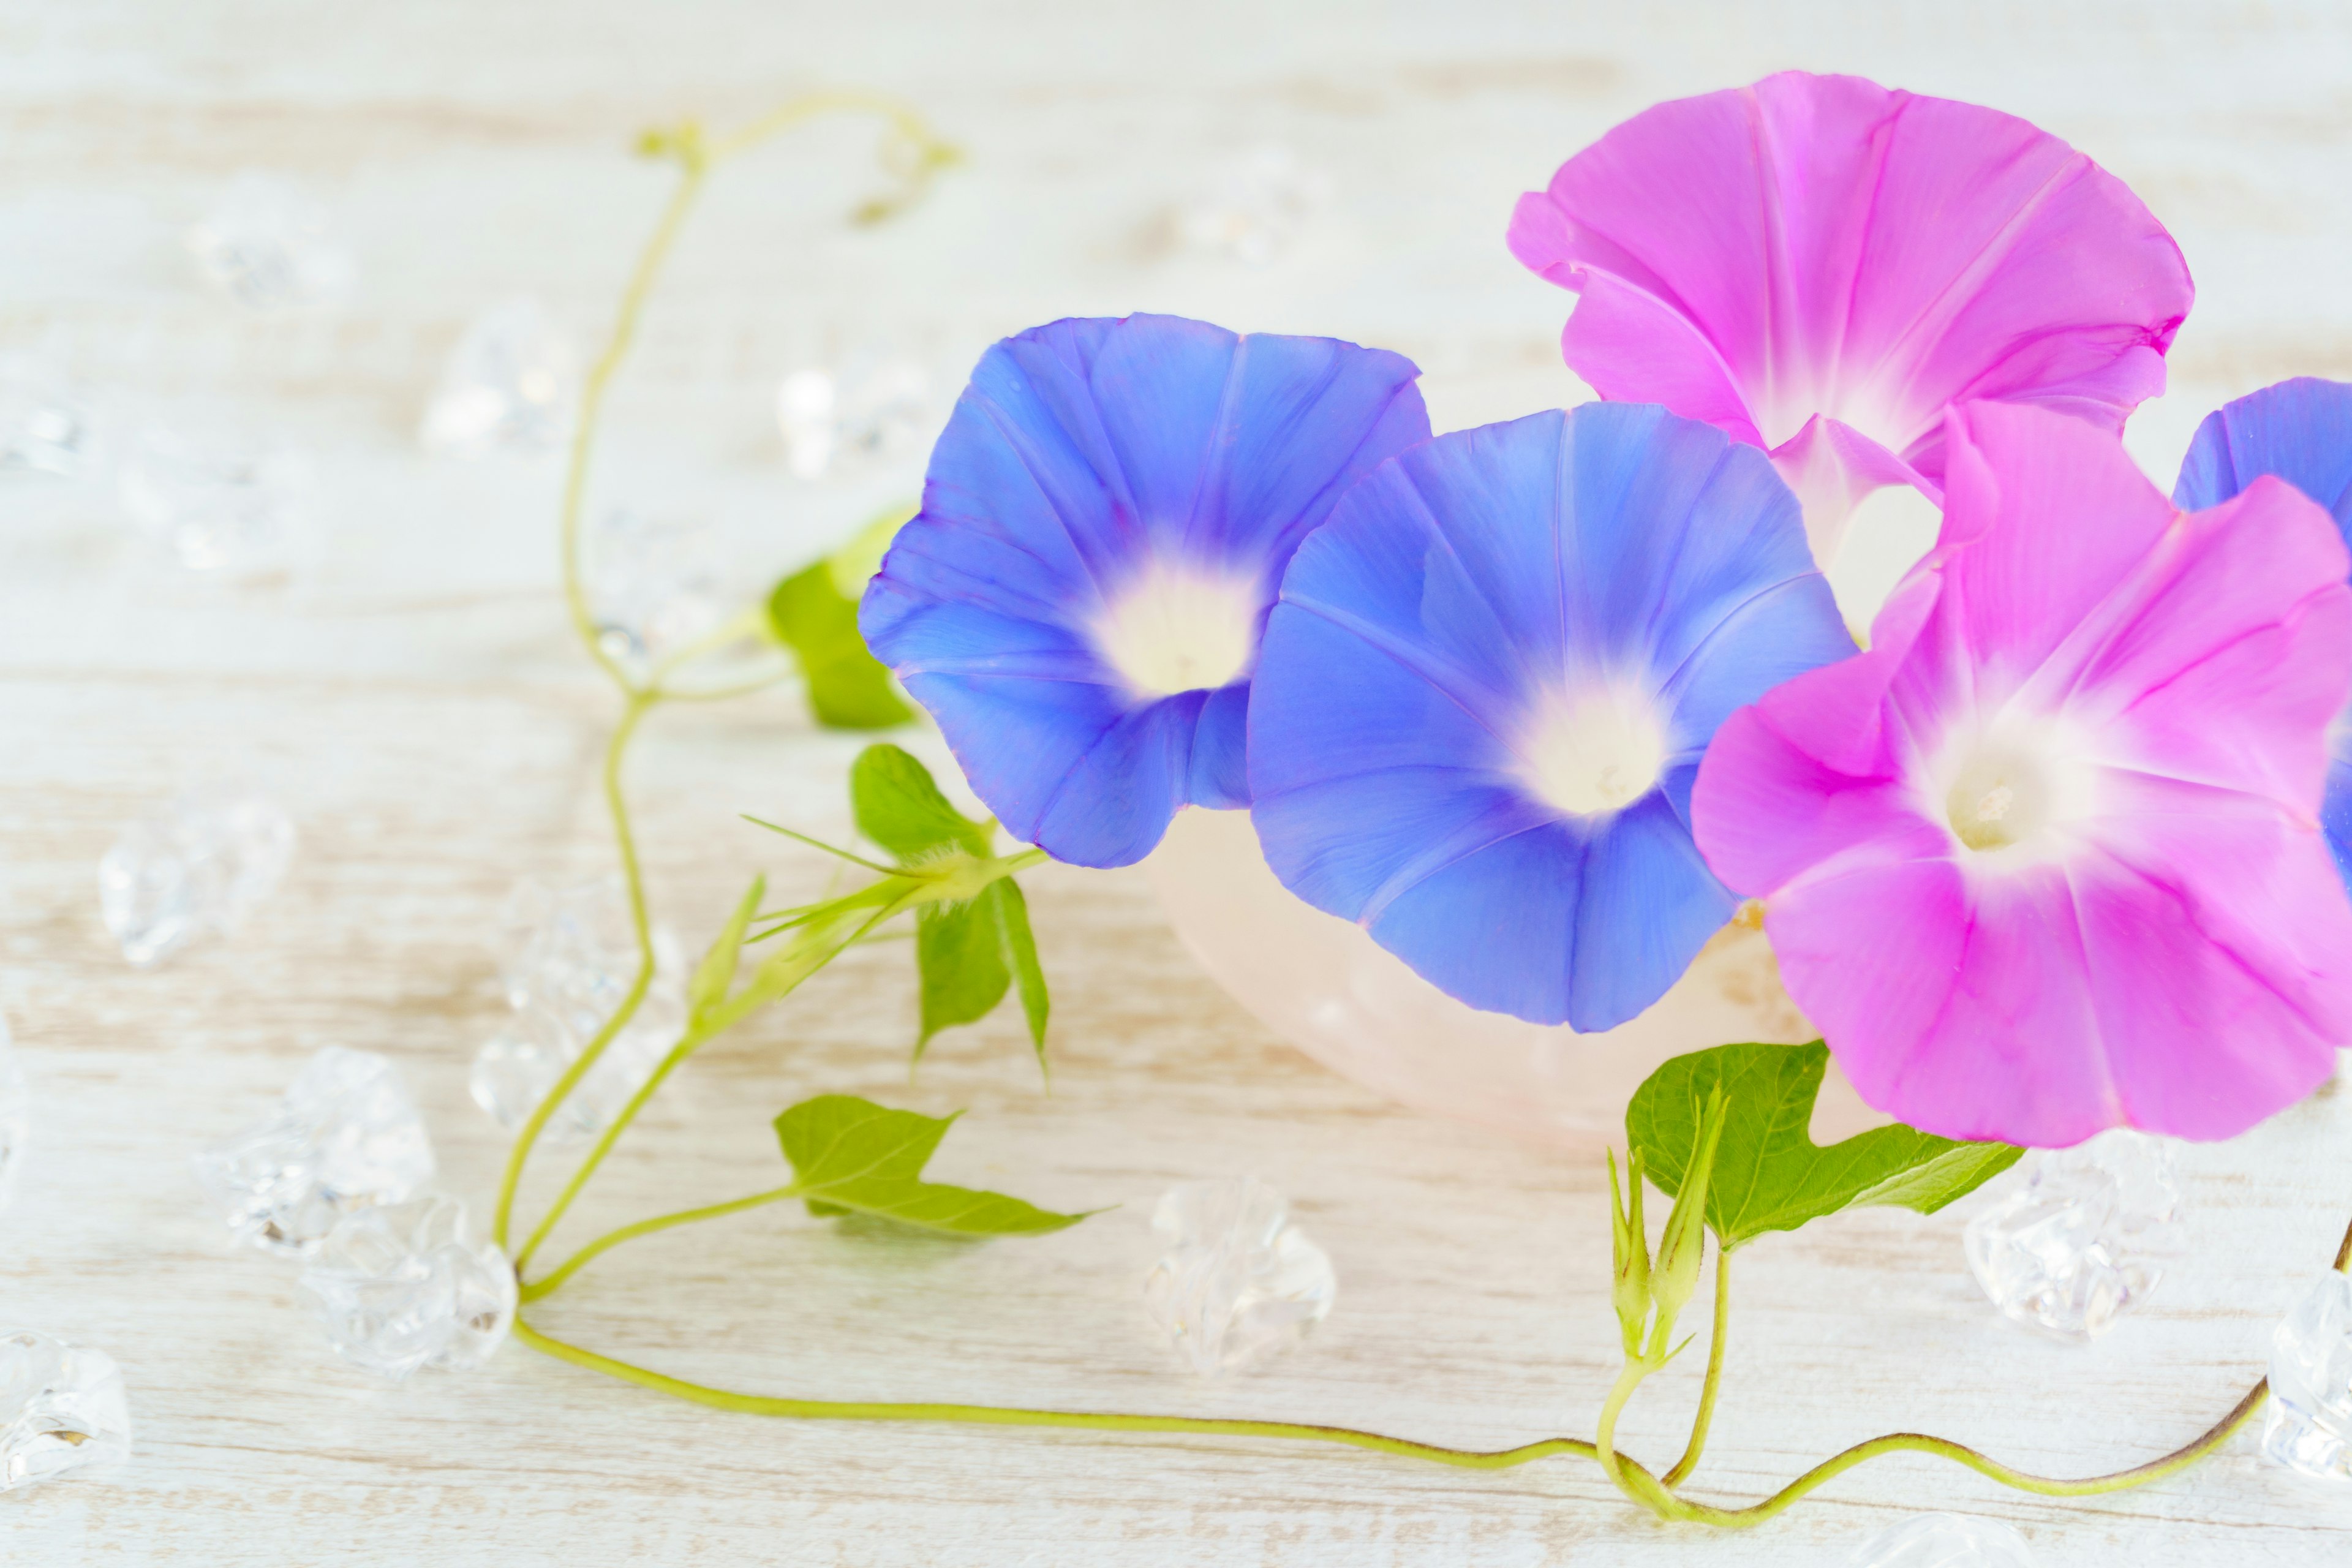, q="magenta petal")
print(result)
[1769,416,1938,564]
[1794,862,2121,1146]
[1511,71,2192,547]
[2073,774,2352,1137]
[1691,402,2352,1144]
